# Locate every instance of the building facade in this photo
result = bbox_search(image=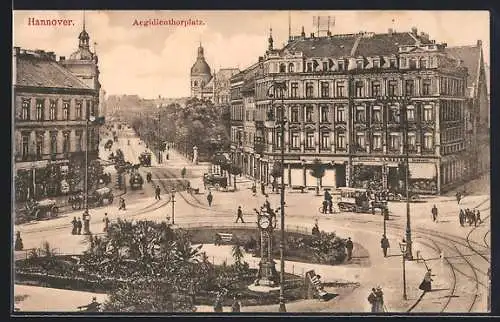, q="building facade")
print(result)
[230,27,477,194]
[13,23,102,200]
